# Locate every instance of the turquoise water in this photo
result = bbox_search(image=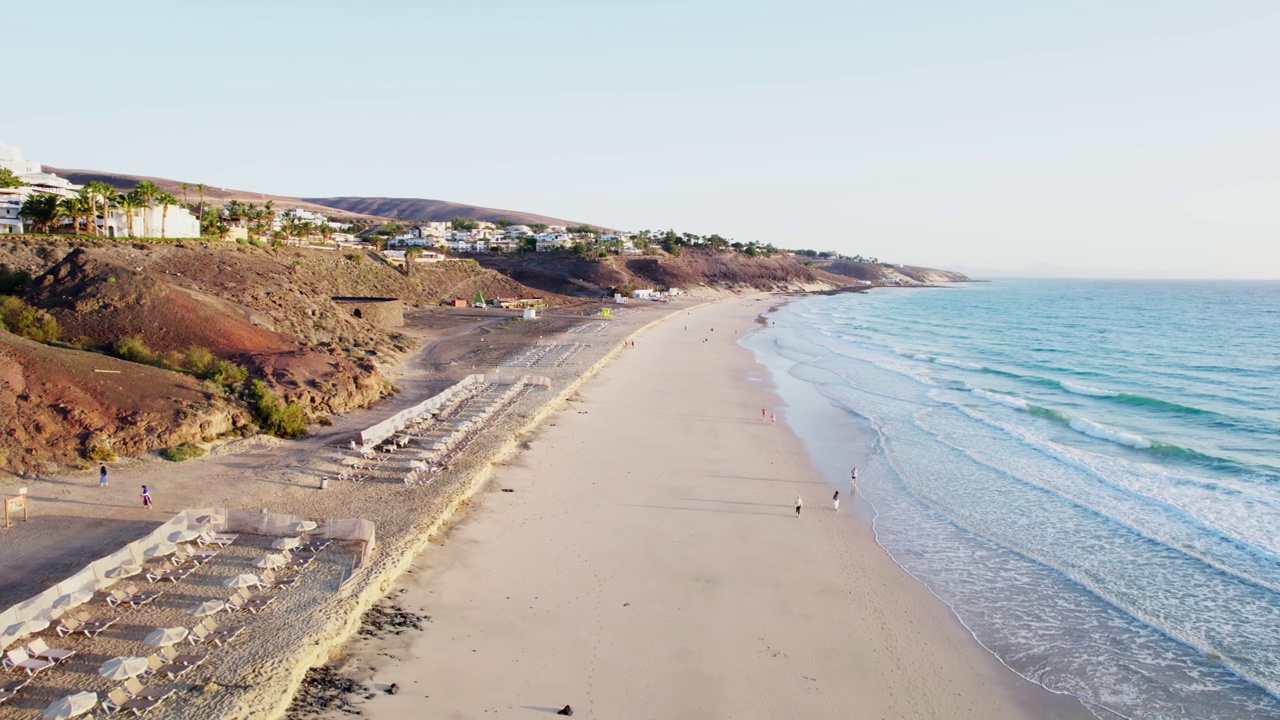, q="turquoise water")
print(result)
[744,280,1280,720]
